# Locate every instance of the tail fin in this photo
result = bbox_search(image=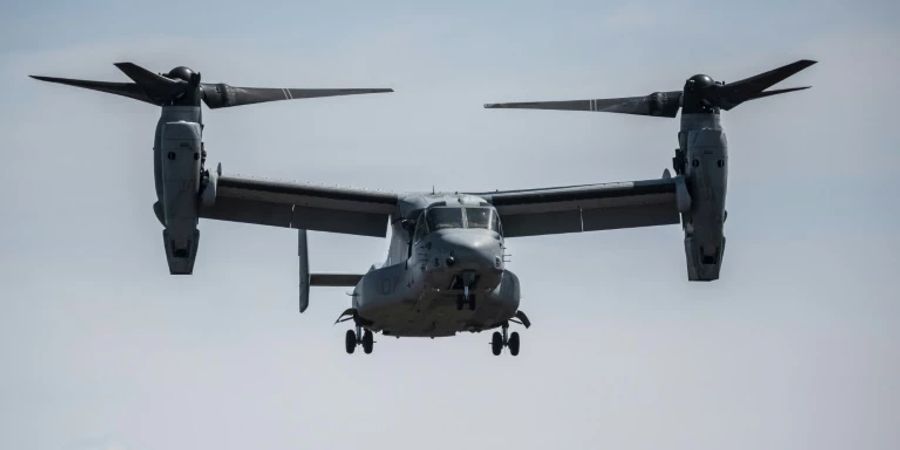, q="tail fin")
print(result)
[298,229,364,313]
